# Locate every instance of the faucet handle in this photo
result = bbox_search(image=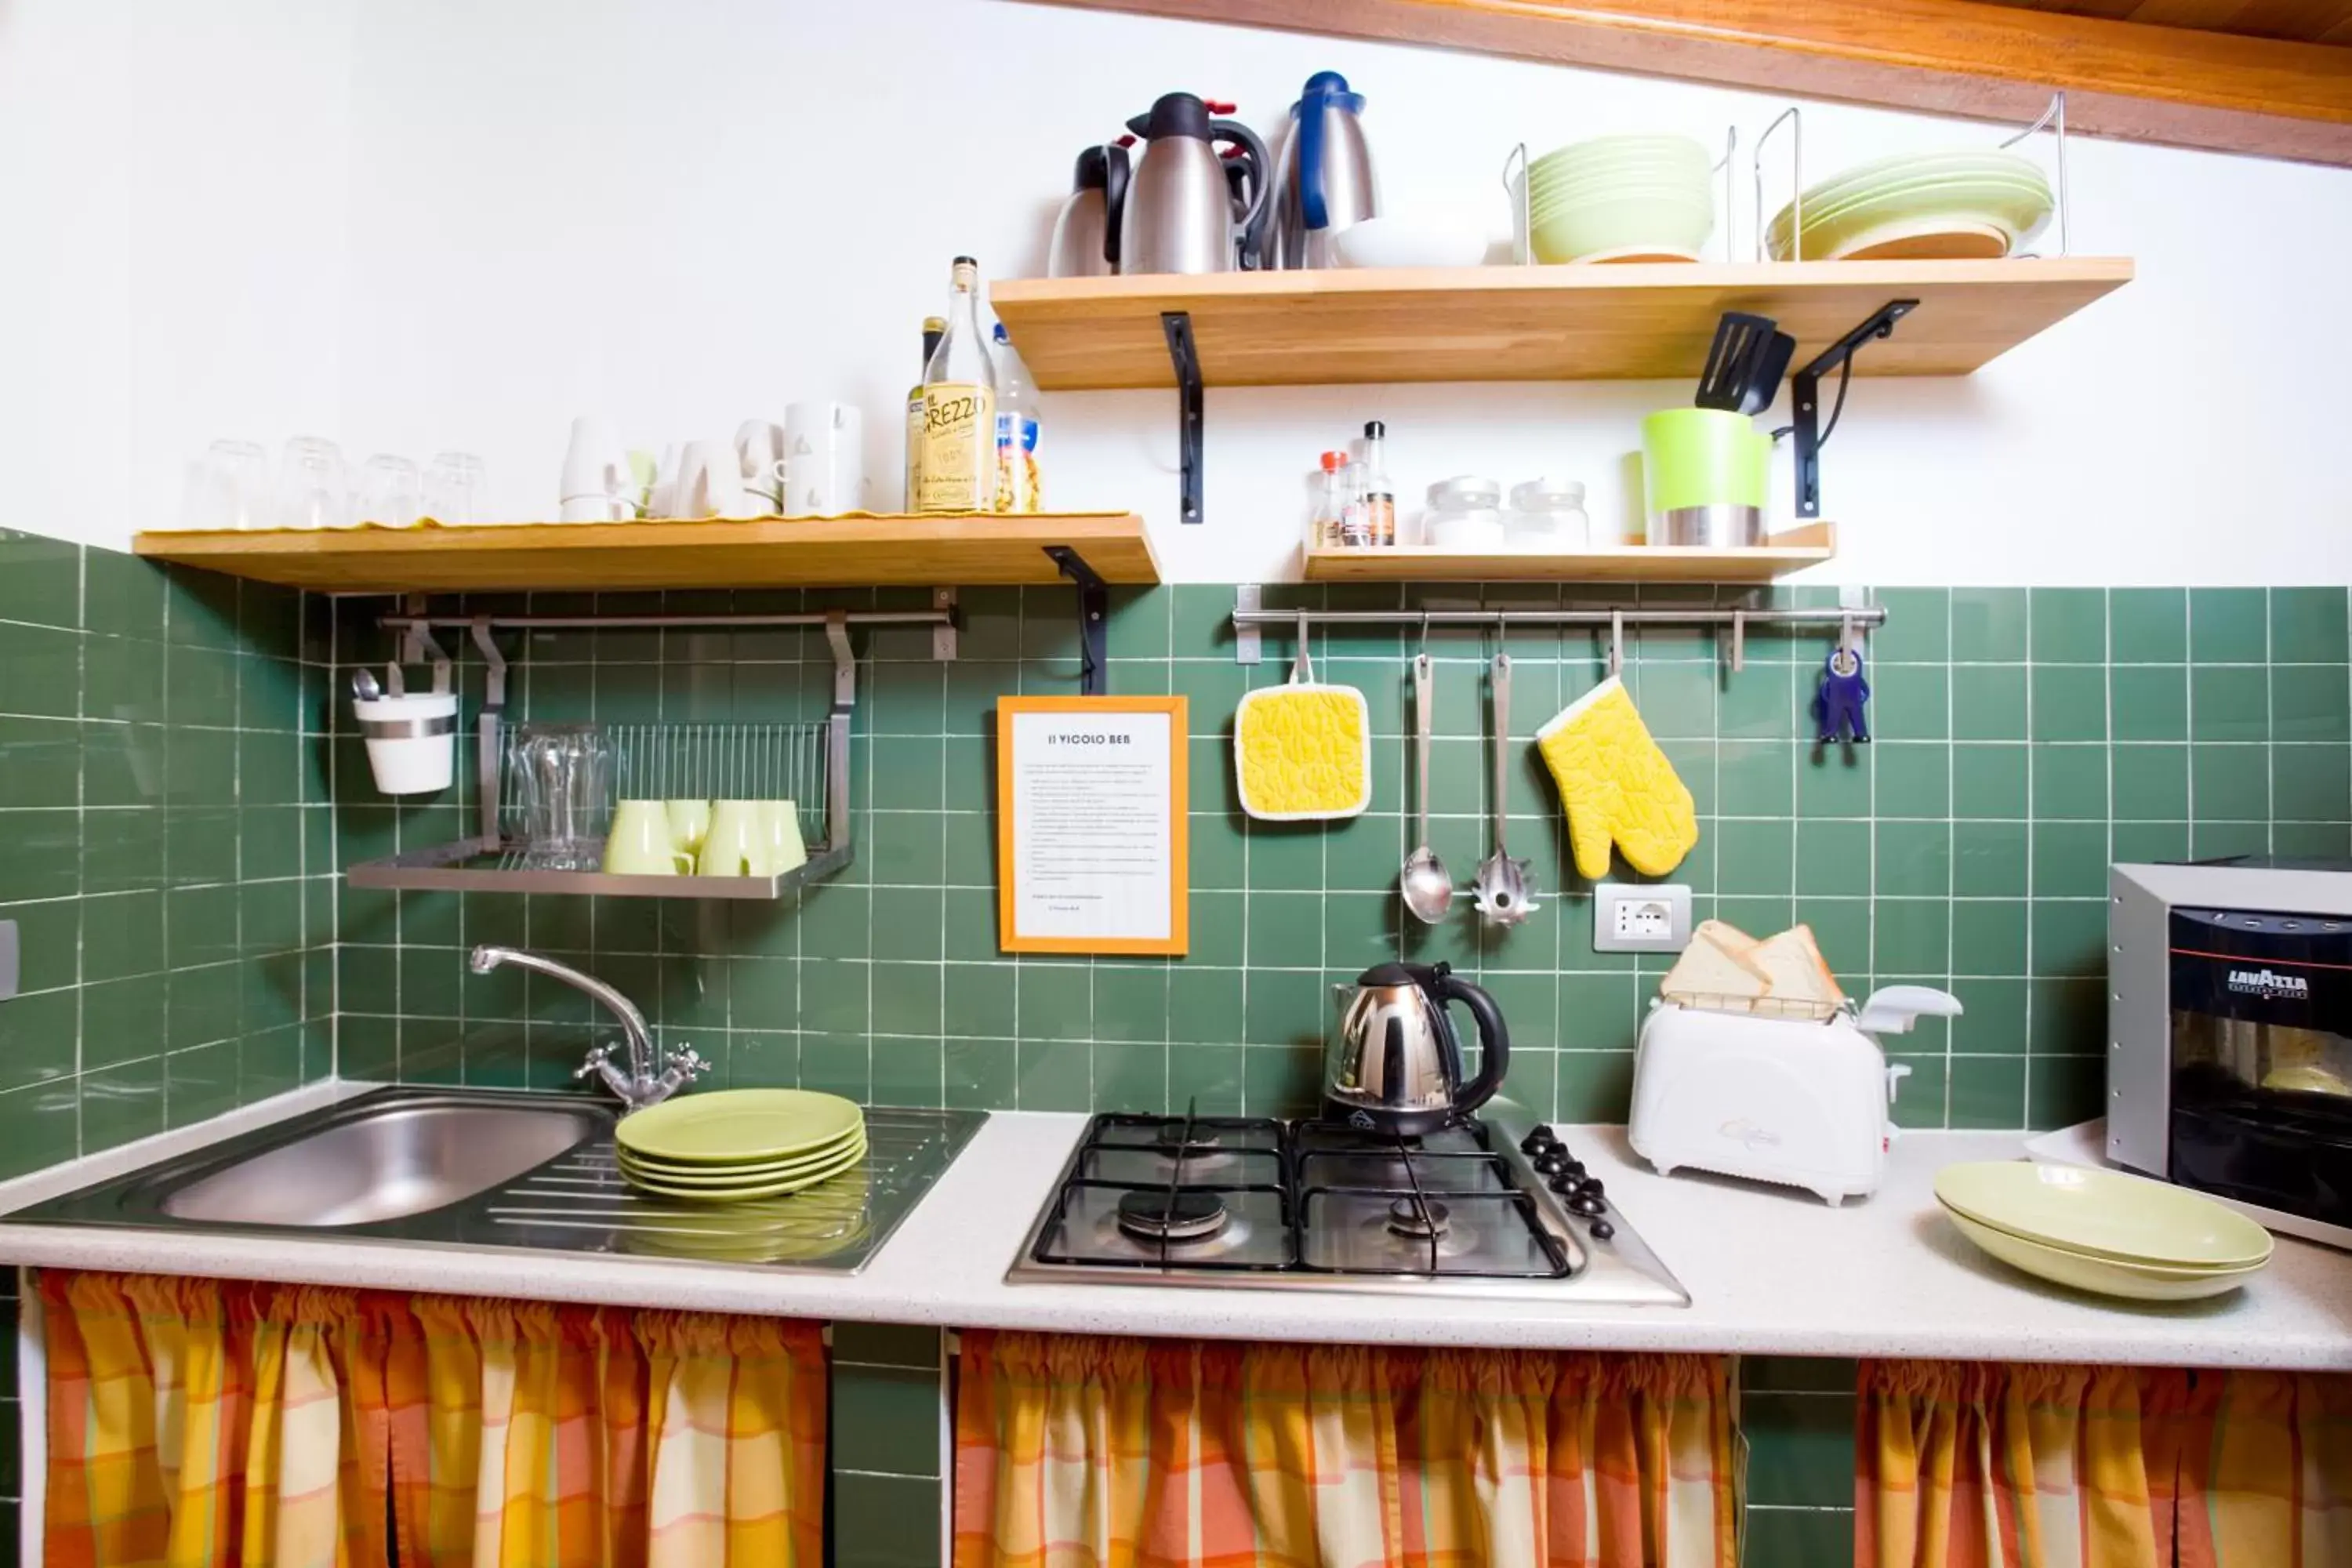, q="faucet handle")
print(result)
[574,1044,615,1081]
[666,1044,710,1083]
